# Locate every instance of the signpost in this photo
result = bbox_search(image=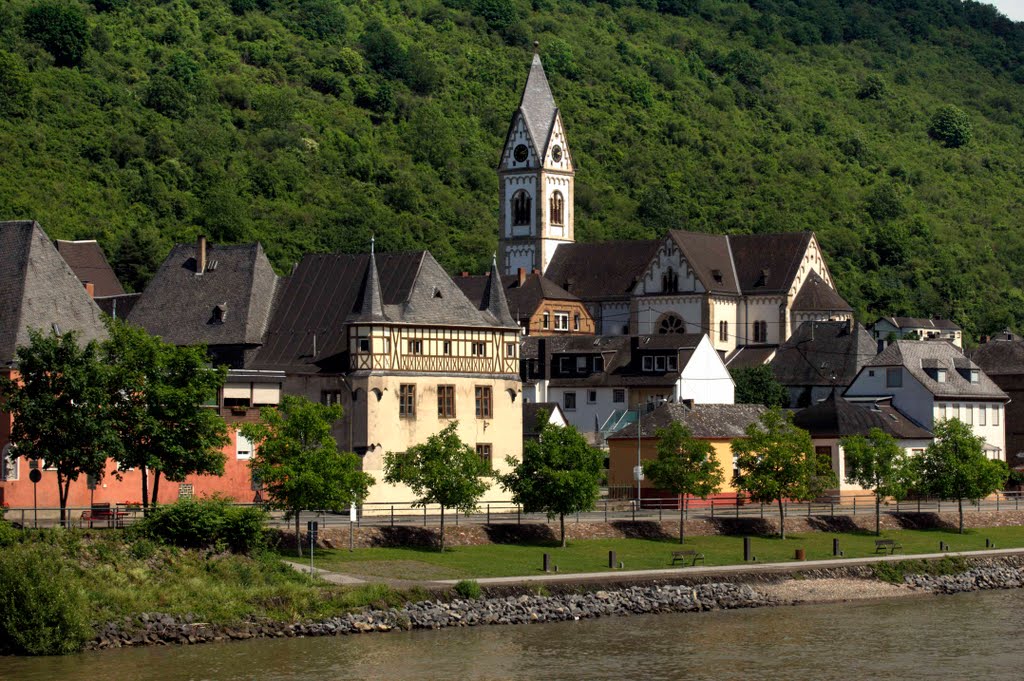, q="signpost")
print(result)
[349,503,357,552]
[29,468,41,528]
[307,520,318,576]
